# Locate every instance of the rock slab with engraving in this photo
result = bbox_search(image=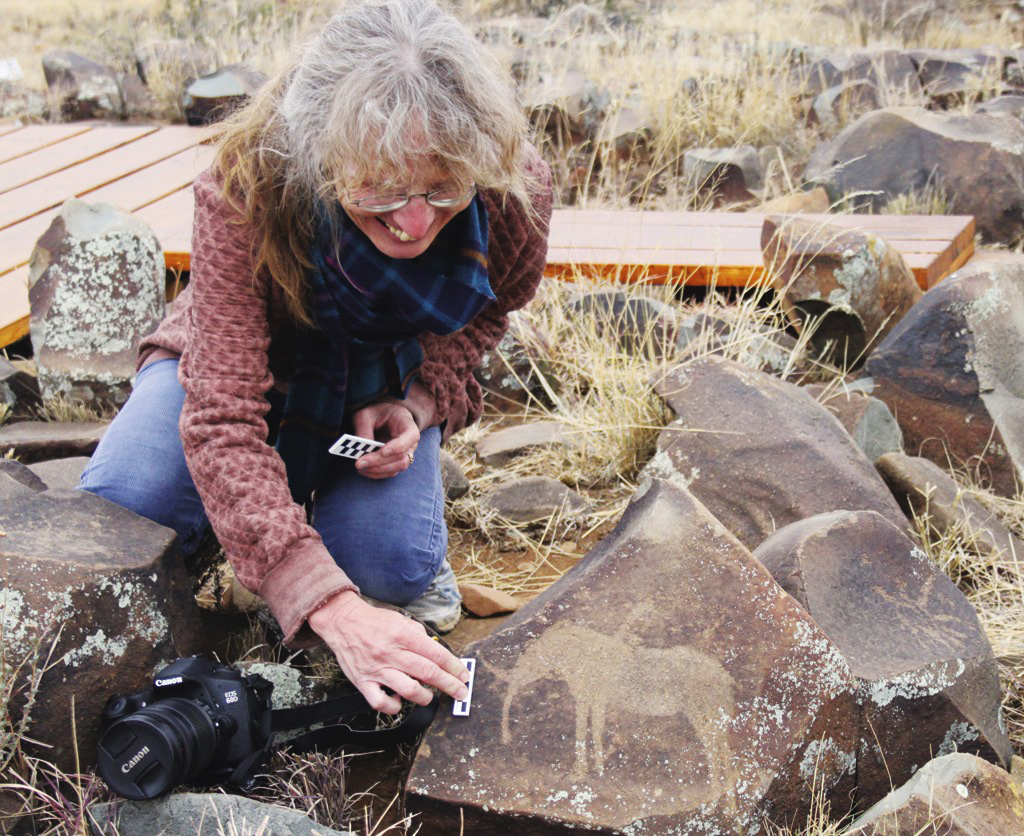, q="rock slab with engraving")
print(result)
[29,200,165,410]
[0,473,204,772]
[406,479,859,834]
[755,510,1011,808]
[651,357,907,550]
[866,260,1024,497]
